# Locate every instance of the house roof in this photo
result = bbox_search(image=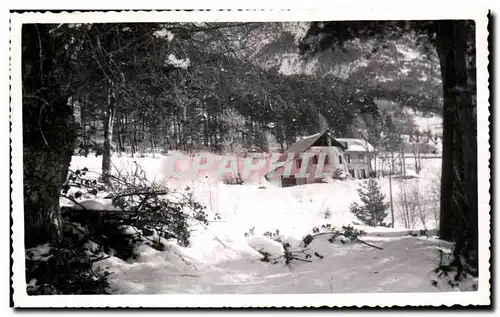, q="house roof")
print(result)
[284,131,347,155]
[266,131,347,175]
[334,138,375,152]
[283,133,322,155]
